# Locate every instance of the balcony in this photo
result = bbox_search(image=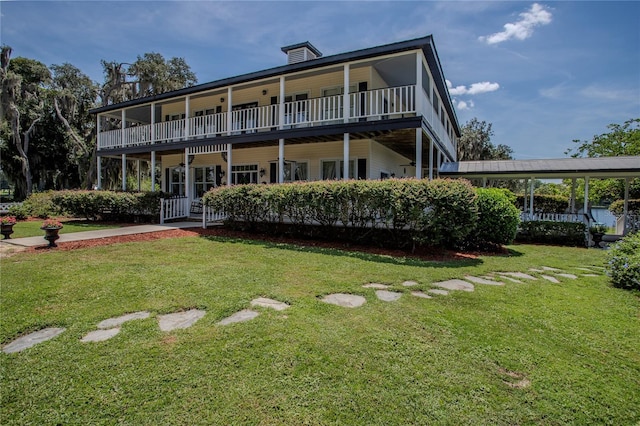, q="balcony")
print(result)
[98,86,419,150]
